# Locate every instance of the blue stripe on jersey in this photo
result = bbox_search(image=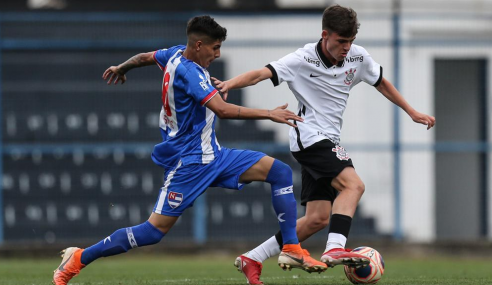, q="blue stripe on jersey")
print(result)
[151,45,221,169]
